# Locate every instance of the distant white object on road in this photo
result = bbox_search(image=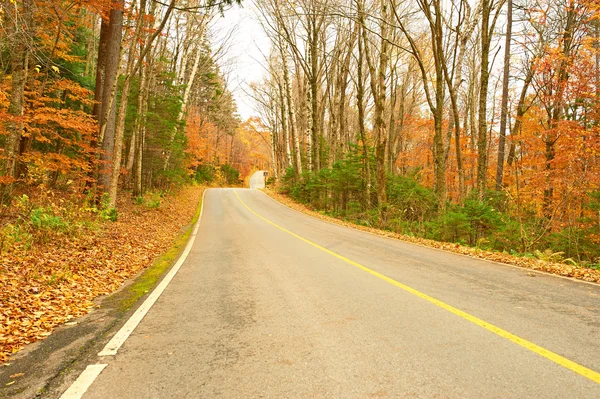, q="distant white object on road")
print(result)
[250,170,266,188]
